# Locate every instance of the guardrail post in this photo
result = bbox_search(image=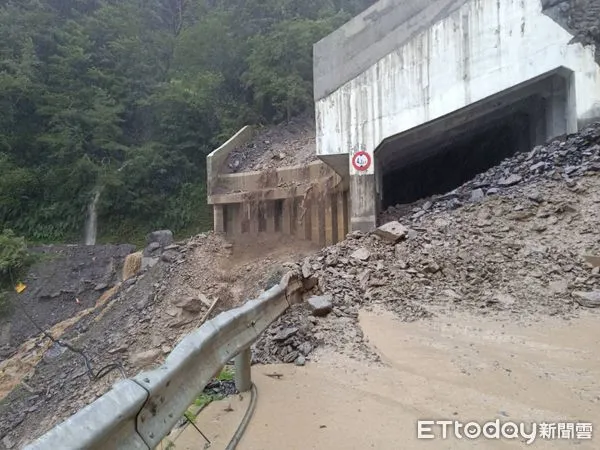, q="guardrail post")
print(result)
[234,348,252,392]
